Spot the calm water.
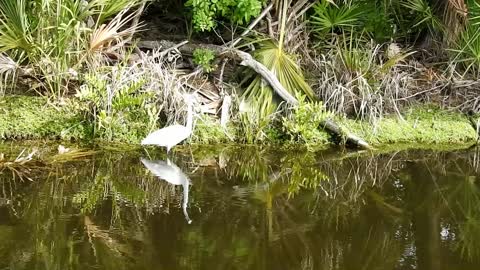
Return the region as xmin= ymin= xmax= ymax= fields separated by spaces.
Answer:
xmin=1 ymin=143 xmax=480 ymax=270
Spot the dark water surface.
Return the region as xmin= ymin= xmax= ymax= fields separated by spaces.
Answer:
xmin=1 ymin=143 xmax=480 ymax=270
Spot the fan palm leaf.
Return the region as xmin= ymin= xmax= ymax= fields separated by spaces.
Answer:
xmin=0 ymin=0 xmax=32 ymax=52
xmin=242 ymin=40 xmax=314 ymax=117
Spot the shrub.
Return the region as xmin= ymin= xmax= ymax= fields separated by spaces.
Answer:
xmin=185 ymin=0 xmax=263 ymax=31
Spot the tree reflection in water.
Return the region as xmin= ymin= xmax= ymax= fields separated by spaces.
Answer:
xmin=0 ymin=144 xmax=479 ymax=269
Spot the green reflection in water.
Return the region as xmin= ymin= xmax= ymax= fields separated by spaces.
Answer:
xmin=0 ymin=144 xmax=480 ymax=269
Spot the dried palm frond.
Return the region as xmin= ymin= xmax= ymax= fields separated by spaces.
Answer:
xmin=89 ymin=9 xmax=142 ymax=53
xmin=443 ymin=0 xmax=469 ymax=43
xmin=0 ymin=53 xmax=17 ymax=75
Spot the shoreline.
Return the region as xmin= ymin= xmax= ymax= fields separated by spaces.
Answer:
xmin=1 ymin=95 xmax=478 ymax=150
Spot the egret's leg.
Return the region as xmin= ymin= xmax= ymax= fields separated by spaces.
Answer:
xmin=143 ymin=148 xmax=153 ymax=159
xmin=189 ymin=145 xmax=195 ymax=163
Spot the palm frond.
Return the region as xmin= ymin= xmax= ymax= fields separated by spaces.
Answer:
xmin=0 ymin=0 xmax=32 ymax=52
xmin=89 ymin=0 xmax=145 ymax=23
xmin=310 ymin=0 xmax=364 ymax=35
xmin=89 ymin=9 xmax=141 ymax=52
xmin=242 ymin=40 xmax=314 ymax=117
xmin=401 ymin=0 xmax=443 ymax=32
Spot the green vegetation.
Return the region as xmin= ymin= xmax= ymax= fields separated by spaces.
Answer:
xmin=0 ymin=0 xmax=479 ymax=149
xmin=0 ymin=0 xmax=144 ymax=96
xmin=282 ymin=98 xmax=332 ymax=145
xmin=0 ymin=95 xmax=90 ymax=140
xmin=185 ymin=0 xmax=263 ymax=31
xmin=340 ymin=106 xmax=478 ymax=146
xmin=193 ymin=48 xmax=216 ymax=73
xmin=1 ymin=95 xmax=476 ymax=148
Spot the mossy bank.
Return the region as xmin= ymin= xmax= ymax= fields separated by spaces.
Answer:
xmin=0 ymin=95 xmax=478 ymax=149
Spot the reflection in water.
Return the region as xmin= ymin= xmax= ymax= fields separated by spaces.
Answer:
xmin=140 ymin=157 xmax=192 ymax=224
xmin=1 ymin=144 xmax=480 ymax=269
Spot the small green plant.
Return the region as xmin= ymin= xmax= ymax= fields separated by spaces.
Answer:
xmin=77 ymin=69 xmax=157 ymax=143
xmin=193 ymin=48 xmax=216 ymax=73
xmin=282 ymin=97 xmax=333 ymax=145
xmin=185 ymin=0 xmax=263 ymax=31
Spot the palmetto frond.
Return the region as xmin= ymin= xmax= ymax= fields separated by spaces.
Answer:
xmin=242 ymin=40 xmax=314 ymax=118
xmin=89 ymin=9 xmax=141 ymax=52
xmin=0 ymin=0 xmax=32 ymax=52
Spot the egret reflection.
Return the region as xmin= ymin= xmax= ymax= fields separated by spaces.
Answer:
xmin=141 ymin=158 xmax=192 ymax=224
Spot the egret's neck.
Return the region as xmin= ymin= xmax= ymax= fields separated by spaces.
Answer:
xmin=185 ymin=103 xmax=193 ymax=132
xmin=182 ymin=180 xmax=192 ymax=224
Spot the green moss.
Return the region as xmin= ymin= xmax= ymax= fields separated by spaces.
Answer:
xmin=339 ymin=105 xmax=478 ymax=146
xmin=0 ymin=96 xmax=477 ymax=148
xmin=191 ymin=115 xmax=236 ymax=144
xmin=0 ymin=95 xmax=92 ymax=140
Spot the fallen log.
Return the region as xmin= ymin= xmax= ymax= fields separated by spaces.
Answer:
xmin=320 ymin=119 xmax=370 ymax=149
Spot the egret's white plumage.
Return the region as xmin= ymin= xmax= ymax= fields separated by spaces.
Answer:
xmin=141 ymin=157 xmax=192 ymax=224
xmin=141 ymin=96 xmax=194 ymax=153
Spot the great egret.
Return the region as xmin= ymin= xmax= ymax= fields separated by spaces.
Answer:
xmin=141 ymin=95 xmax=194 ymax=153
xmin=140 ymin=157 xmax=192 ymax=224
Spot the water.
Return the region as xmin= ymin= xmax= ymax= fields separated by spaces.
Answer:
xmin=1 ymin=143 xmax=480 ymax=270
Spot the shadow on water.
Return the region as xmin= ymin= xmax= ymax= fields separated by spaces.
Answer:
xmin=1 ymin=144 xmax=480 ymax=269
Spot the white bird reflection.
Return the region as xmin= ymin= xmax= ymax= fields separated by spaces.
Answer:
xmin=140 ymin=158 xmax=192 ymax=224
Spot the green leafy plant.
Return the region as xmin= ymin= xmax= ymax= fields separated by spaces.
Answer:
xmin=310 ymin=0 xmax=364 ymax=36
xmin=77 ymin=68 xmax=156 ymax=143
xmin=191 ymin=114 xmax=235 ymax=143
xmin=185 ymin=0 xmax=263 ymax=31
xmin=401 ymin=0 xmax=443 ymax=35
xmin=193 ymin=48 xmax=216 ymax=73
xmin=282 ymin=97 xmax=332 ymax=145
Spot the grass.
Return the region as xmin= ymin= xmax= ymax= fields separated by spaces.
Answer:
xmin=340 ymin=105 xmax=478 ymax=146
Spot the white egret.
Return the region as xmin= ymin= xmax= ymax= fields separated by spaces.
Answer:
xmin=141 ymin=95 xmax=195 ymax=153
xmin=141 ymin=157 xmax=192 ymax=224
